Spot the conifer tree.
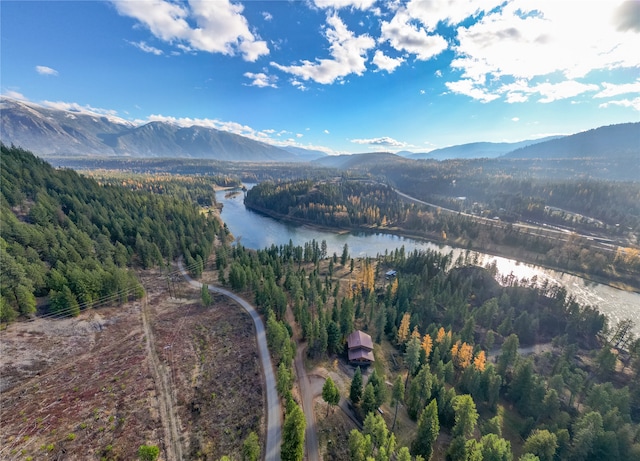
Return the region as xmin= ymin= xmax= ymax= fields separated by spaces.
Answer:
xmin=350 ymin=367 xmax=363 ymax=404
xmin=412 ymin=399 xmax=439 ymax=460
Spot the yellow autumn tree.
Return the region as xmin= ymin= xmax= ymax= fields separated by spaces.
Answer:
xmin=397 ymin=312 xmax=411 ymax=344
xmin=411 ymin=326 xmax=421 ymax=341
xmin=473 ymin=351 xmax=486 ymax=371
xmin=360 ymin=259 xmax=375 ymax=292
xmin=390 ymin=278 xmax=399 ymax=298
xmin=451 ymin=341 xmax=474 ymax=369
xmin=436 ymin=327 xmax=446 ymax=344
xmin=422 ymin=334 xmax=433 ymax=358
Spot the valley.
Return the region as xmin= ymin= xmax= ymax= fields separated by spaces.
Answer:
xmin=2 ymin=1 xmax=639 ymax=459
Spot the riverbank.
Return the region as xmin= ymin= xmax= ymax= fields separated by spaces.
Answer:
xmin=244 ymin=203 xmax=640 ymax=294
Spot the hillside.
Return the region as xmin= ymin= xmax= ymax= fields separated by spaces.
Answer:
xmin=504 ymin=122 xmax=640 ymax=159
xmin=0 ymin=144 xmax=220 ymax=322
xmin=0 ymin=97 xmax=320 ymax=162
xmin=409 ymin=136 xmax=563 ymax=160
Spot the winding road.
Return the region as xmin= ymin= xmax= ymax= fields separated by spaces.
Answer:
xmin=178 ymin=261 xmax=281 ymax=461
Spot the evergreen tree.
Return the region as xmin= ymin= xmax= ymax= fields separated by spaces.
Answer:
xmin=201 ymin=283 xmax=212 ymax=306
xmin=362 ymin=382 xmax=378 ymax=416
xmin=523 ymin=429 xmax=557 ymax=461
xmin=341 ymin=243 xmax=349 ymax=266
xmin=350 ymin=367 xmax=363 ymax=404
xmin=322 ymin=376 xmax=340 ymax=416
xmin=391 ymin=375 xmax=404 ymax=432
xmin=412 ymin=399 xmax=439 ymax=460
xmin=282 ymin=399 xmax=306 ymax=461
xmin=242 ymin=432 xmax=260 ymax=461
xmin=477 ymin=433 xmax=513 ymax=461
xmin=452 ymin=394 xmax=479 ymax=439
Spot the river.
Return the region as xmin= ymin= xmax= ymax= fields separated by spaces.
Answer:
xmin=217 ymin=188 xmax=640 ymax=334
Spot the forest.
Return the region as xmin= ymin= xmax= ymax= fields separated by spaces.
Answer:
xmin=207 ymin=234 xmax=640 ymax=460
xmin=244 ymin=179 xmax=640 ymax=290
xmin=3 ymin=145 xmax=640 ymax=460
xmin=0 ymin=144 xmax=223 ymax=322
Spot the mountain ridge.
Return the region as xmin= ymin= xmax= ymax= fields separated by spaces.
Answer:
xmin=0 ymin=97 xmax=320 ymax=162
xmin=404 ymin=136 xmax=565 ymax=160
xmin=503 ymin=122 xmax=640 ymax=159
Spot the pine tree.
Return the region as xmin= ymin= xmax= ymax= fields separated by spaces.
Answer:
xmin=322 ymin=377 xmax=340 ymax=416
xmin=412 ymin=399 xmax=439 ymax=460
xmin=362 ymin=383 xmax=377 ymax=416
xmin=282 ymin=400 xmax=306 ymax=461
xmin=350 ymin=367 xmax=363 ymax=404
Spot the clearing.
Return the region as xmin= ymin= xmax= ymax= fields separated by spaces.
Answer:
xmin=0 ymin=269 xmax=264 ymax=461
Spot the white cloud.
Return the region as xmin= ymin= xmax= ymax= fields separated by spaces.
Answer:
xmin=244 ymin=72 xmax=278 ymax=88
xmin=594 ymin=80 xmax=640 ymax=98
xmin=324 ymin=129 xmax=330 ymax=134
xmin=351 ymin=136 xmax=408 ymax=147
xmin=406 ymin=0 xmax=504 ymax=32
xmin=296 ymin=133 xmax=304 ymax=138
xmin=372 ymin=50 xmax=404 ymax=72
xmin=271 ymin=13 xmax=375 ymax=84
xmin=511 ymin=117 xmax=519 ymax=122
xmin=147 ymin=113 xmax=258 ymax=136
xmin=432 ymin=0 xmax=640 ymax=107
xmin=128 ymin=40 xmax=163 ymax=55
xmin=313 ymin=0 xmax=377 ymax=10
xmin=445 ymin=79 xmax=499 ymax=103
xmin=505 ymin=93 xmax=528 ymax=103
xmin=40 ymin=100 xmax=132 ymax=125
xmin=447 ymin=0 xmax=640 ymax=102
xmin=497 ymin=79 xmax=599 ymax=103
xmin=380 ymin=8 xmax=448 ymax=61
xmin=35 ymin=65 xmax=58 ymax=76
xmin=599 ymin=97 xmax=640 ymax=111
xmin=533 ymin=81 xmax=599 ymax=103
xmin=111 ymin=0 xmax=268 ymax=62
xmin=262 ymin=11 xmax=273 ymax=21
xmin=2 ymin=90 xmax=27 ymax=100
xmin=291 ymin=79 xmax=308 ymax=91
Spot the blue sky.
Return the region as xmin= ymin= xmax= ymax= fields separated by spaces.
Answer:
xmin=1 ymin=0 xmax=639 ymax=154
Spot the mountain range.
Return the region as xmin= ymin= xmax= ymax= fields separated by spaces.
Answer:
xmin=398 ymin=136 xmax=565 ymax=160
xmin=0 ymin=97 xmax=320 ymax=162
xmin=1 ymin=96 xmax=638 ymax=163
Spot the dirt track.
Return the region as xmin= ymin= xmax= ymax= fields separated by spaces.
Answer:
xmin=294 ymin=344 xmax=320 ymax=461
xmin=0 ymin=269 xmax=264 ymax=460
xmin=141 ymin=295 xmax=183 ymax=461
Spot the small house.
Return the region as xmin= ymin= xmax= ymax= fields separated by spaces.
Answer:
xmin=347 ymin=330 xmax=375 ymax=365
xmin=385 ymin=270 xmax=397 ymax=279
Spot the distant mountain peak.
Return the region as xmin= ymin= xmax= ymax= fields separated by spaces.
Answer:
xmin=502 ymin=122 xmax=640 ymax=159
xmin=0 ymin=96 xmax=325 ymax=162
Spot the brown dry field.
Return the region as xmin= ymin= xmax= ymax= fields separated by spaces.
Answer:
xmin=0 ymin=269 xmax=263 ymax=461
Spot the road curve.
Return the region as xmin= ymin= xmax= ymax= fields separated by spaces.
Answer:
xmin=178 ymin=261 xmax=281 ymax=461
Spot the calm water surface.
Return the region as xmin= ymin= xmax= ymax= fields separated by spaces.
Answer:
xmin=217 ymin=188 xmax=640 ymax=333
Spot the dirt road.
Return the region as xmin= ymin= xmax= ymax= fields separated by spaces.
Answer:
xmin=141 ymin=296 xmax=183 ymax=461
xmin=178 ymin=261 xmax=282 ymax=461
xmin=294 ymin=344 xmax=320 ymax=461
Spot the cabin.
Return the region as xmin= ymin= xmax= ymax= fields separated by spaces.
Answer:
xmin=385 ymin=270 xmax=397 ymax=279
xmin=347 ymin=330 xmax=375 ymax=365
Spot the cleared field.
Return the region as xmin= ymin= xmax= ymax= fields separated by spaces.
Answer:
xmin=0 ymin=270 xmax=263 ymax=461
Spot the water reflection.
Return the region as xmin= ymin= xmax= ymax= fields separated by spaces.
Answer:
xmin=217 ymin=188 xmax=640 ymax=334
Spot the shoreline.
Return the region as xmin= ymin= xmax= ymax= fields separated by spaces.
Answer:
xmin=244 ymin=203 xmax=640 ymax=294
